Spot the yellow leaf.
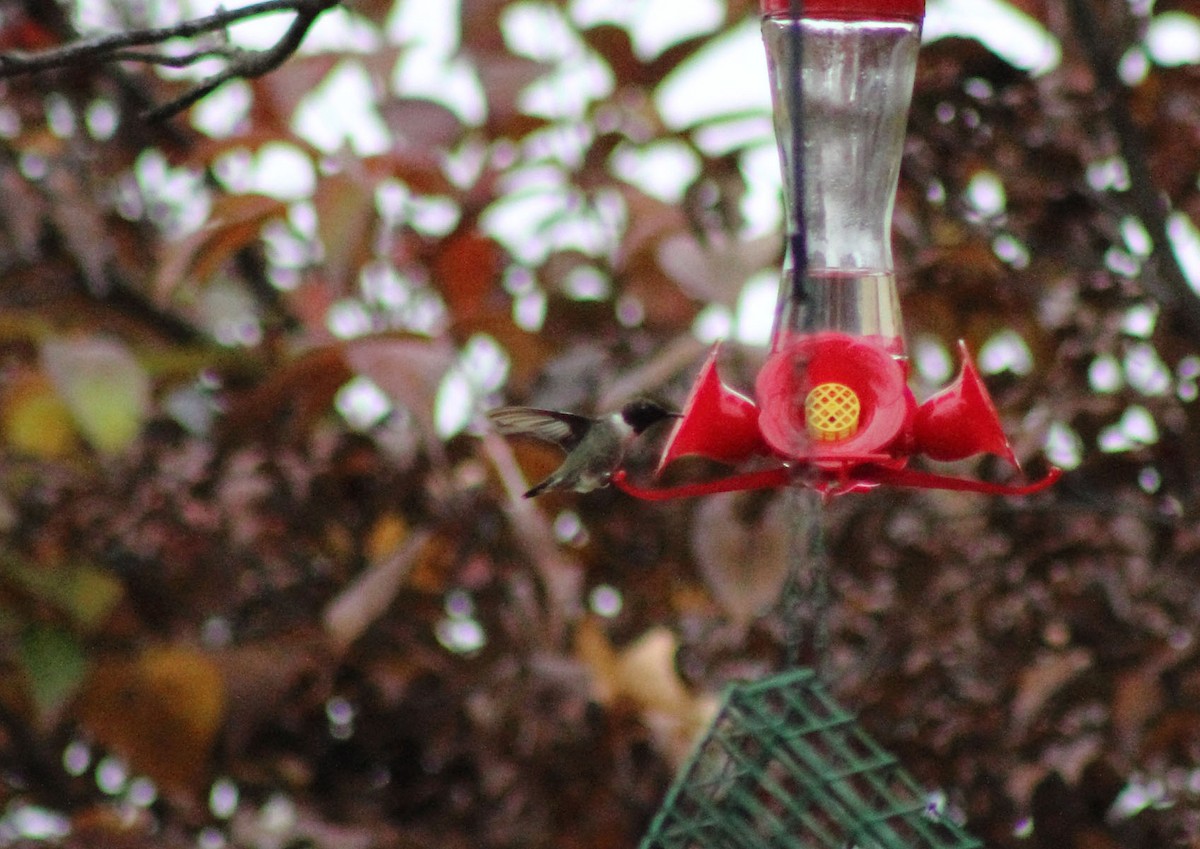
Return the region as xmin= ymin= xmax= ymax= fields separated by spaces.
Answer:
xmin=2 ymin=371 xmax=76 ymax=457
xmin=365 ymin=513 xmax=408 ymax=563
xmin=574 ymin=617 xmax=620 ymax=705
xmin=576 ymin=622 xmax=717 ymax=766
xmin=42 ymin=336 xmax=150 ymax=454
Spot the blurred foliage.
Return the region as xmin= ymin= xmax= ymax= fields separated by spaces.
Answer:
xmin=2 ymin=0 xmax=1200 ymax=847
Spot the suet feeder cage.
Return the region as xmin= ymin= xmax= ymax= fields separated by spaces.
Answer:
xmin=639 ymin=670 xmax=983 ymax=849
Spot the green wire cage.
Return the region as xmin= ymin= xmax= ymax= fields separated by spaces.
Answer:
xmin=639 ymin=669 xmax=983 ymax=849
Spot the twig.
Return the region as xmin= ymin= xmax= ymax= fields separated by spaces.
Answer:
xmin=105 ymin=46 xmax=245 ymax=69
xmin=479 ymin=429 xmax=584 ymax=643
xmin=0 ymin=0 xmax=342 ymax=123
xmin=1064 ymin=0 xmax=1200 ymax=339
xmin=597 ymin=333 xmax=710 ymax=412
xmin=323 ymin=527 xmax=433 ymax=654
xmin=0 ymin=1 xmax=300 ymax=74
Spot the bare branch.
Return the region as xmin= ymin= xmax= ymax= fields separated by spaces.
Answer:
xmin=105 ymin=47 xmax=245 ymax=70
xmin=1064 ymin=0 xmax=1200 ymax=340
xmin=146 ymin=0 xmax=334 ymax=122
xmin=0 ymin=0 xmax=342 ymax=123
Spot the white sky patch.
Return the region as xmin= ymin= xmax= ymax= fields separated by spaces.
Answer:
xmin=174 ymin=0 xmax=377 ymax=55
xmin=1106 ymin=246 xmax=1142 ymax=277
xmin=134 ymin=148 xmax=211 ymax=237
xmin=386 ymin=0 xmax=458 ymax=51
xmin=924 ymin=0 xmax=1061 ymax=76
xmin=570 ymin=0 xmax=724 ymax=59
xmin=435 ymin=368 xmax=474 ymax=439
xmin=519 ymin=59 xmax=613 ymax=120
xmin=501 ymin=4 xmax=612 ymax=120
xmin=327 ymin=299 xmax=373 ymax=339
xmin=335 ymin=375 xmax=393 ymax=430
xmin=693 ymin=115 xmax=776 ymax=157
xmin=1122 ymin=303 xmax=1159 ymax=338
xmin=1120 ymin=47 xmax=1152 ymax=86
xmin=435 ymin=335 xmax=511 ymax=439
xmin=85 ymin=98 xmax=116 ymax=140
xmin=293 ymin=62 xmax=391 ymax=156
xmin=693 ymin=303 xmax=733 ymax=344
xmin=294 ymin=7 xmax=381 ymax=54
xmin=1098 ymin=405 xmax=1159 ymax=452
xmin=482 ymin=189 xmax=568 ymax=264
xmin=503 ymin=2 xmax=578 ymax=61
xmin=914 ymin=335 xmax=954 ymax=385
xmin=589 ymin=584 xmax=623 ymax=617
xmin=482 ymin=174 xmax=622 ymax=265
xmin=1044 ymin=421 xmax=1083 ymax=470
xmin=2 ymin=805 xmax=71 ymax=842
xmin=1089 ymin=354 xmax=1123 ymax=393
xmin=740 ymin=142 xmax=785 ymax=238
xmin=562 ymin=266 xmax=611 ymax=301
xmin=1125 ymin=343 xmax=1172 ymax=396
xmin=1146 ymin=13 xmax=1200 ymax=66
xmin=979 ymin=329 xmax=1033 ymax=376
xmin=191 ymin=80 xmax=252 ymax=137
xmin=391 ymin=49 xmax=486 ymax=126
xmin=993 ymin=233 xmax=1030 ymax=268
xmin=1166 ymin=211 xmax=1200 ymax=295
xmin=609 ymin=140 xmax=700 ymax=202
xmin=655 ymin=18 xmax=771 ymax=131
xmin=407 ymin=195 xmax=461 ymax=237
xmin=249 ymin=142 xmax=316 ymax=201
xmin=1087 ymin=157 xmax=1131 ymax=192
xmin=205 ymin=4 xmax=300 ymax=52
xmin=965 ymin=170 xmax=1006 ymax=217
xmin=1121 ymin=216 xmax=1153 ymax=257
xmin=735 ymin=271 xmax=778 ymax=346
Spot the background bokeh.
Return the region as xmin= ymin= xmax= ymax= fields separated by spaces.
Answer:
xmin=3 ymin=1 xmax=1200 ymax=847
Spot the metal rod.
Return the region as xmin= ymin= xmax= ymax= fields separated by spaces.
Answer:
xmin=787 ymin=0 xmax=809 ymax=305
xmin=780 ymin=0 xmax=826 ymax=676
xmin=782 ymin=487 xmax=829 ymax=675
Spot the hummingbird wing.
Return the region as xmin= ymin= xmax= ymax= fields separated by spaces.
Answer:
xmin=486 ymin=407 xmax=594 ymax=451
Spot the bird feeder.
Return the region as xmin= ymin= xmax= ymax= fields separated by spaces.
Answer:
xmin=639 ymin=669 xmax=983 ymax=849
xmin=616 ymin=0 xmax=1060 ymax=499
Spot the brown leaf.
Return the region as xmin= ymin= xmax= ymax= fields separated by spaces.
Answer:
xmin=691 ymin=490 xmax=792 ymax=626
xmin=216 ymin=636 xmax=325 ymax=759
xmin=1011 ymin=648 xmax=1092 ymax=731
xmin=380 ymin=97 xmax=464 ymax=151
xmin=312 ymin=173 xmax=378 ymax=295
xmin=432 ymin=227 xmax=504 ymax=321
xmin=218 ymin=346 xmax=353 ymax=445
xmin=75 ymin=646 xmax=225 ymax=797
xmin=155 ymin=194 xmax=288 ymax=302
xmin=342 ymin=334 xmax=455 ymax=448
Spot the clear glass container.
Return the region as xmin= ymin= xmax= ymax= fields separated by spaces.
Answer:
xmin=762 ymin=16 xmax=921 ymax=355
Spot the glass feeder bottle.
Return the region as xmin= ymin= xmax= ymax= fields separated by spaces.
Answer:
xmin=762 ymin=2 xmax=922 ymax=357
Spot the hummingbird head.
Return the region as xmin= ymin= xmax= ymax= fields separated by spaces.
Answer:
xmin=619 ymin=399 xmax=681 ymax=434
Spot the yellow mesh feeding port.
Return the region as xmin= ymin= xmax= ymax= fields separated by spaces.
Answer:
xmin=805 ymin=382 xmax=860 ymax=441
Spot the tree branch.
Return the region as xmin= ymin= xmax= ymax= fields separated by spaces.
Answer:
xmin=1065 ymin=0 xmax=1200 ymax=339
xmin=0 ymin=0 xmax=341 ymax=123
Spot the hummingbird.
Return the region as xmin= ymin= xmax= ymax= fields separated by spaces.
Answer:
xmin=487 ymin=399 xmax=681 ymax=497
